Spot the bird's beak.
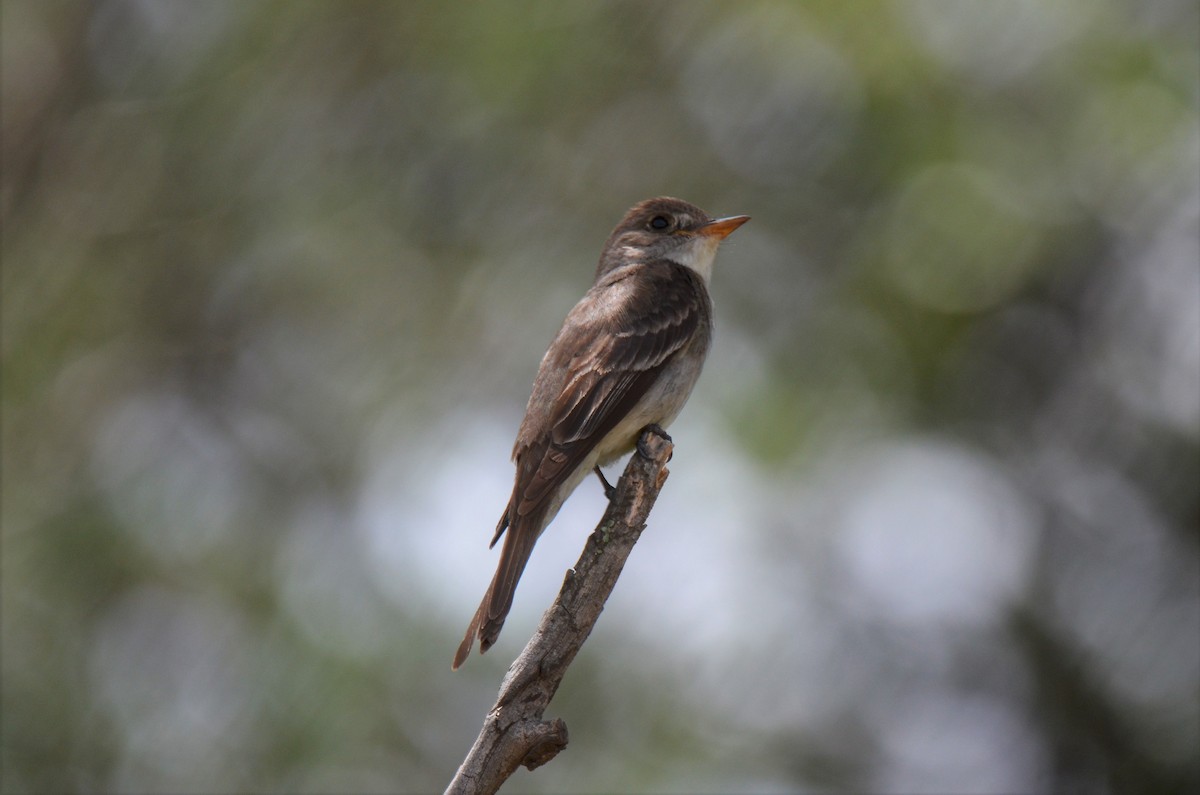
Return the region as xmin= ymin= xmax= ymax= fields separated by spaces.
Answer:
xmin=695 ymin=215 xmax=750 ymax=240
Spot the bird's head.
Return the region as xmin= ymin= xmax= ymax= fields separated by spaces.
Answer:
xmin=596 ymin=197 xmax=749 ymax=282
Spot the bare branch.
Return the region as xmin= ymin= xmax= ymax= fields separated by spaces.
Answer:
xmin=445 ymin=428 xmax=674 ymax=795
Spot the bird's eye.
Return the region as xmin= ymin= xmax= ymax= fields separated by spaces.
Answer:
xmin=649 ymin=215 xmax=670 ymax=230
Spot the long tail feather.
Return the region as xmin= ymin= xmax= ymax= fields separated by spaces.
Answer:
xmin=451 ymin=500 xmax=541 ymax=668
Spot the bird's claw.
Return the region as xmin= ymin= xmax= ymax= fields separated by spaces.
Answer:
xmin=637 ymin=424 xmax=674 ymax=461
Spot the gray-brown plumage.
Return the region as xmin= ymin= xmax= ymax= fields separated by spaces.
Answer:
xmin=452 ymin=197 xmax=748 ymax=669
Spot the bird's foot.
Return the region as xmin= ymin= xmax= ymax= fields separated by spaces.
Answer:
xmin=593 ymin=466 xmax=617 ymax=501
xmin=637 ymin=424 xmax=674 ymax=461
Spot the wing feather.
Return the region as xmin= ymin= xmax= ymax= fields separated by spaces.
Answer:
xmin=508 ymin=261 xmax=709 ymax=523
xmin=469 ymin=260 xmax=712 ymax=663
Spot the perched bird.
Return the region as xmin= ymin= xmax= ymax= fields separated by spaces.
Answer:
xmin=452 ymin=197 xmax=748 ymax=669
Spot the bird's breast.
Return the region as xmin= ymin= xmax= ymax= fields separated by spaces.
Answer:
xmin=592 ymin=340 xmax=709 ymax=467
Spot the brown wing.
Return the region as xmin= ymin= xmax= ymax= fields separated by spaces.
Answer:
xmin=455 ymin=261 xmax=710 ymax=664
xmin=511 ymin=260 xmax=709 ymax=525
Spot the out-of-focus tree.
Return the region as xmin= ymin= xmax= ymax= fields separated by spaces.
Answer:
xmin=2 ymin=2 xmax=1196 ymax=793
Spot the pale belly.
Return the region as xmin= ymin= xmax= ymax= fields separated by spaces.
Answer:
xmin=536 ymin=351 xmax=703 ymax=535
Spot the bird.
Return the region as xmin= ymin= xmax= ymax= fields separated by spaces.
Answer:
xmin=452 ymin=197 xmax=748 ymax=669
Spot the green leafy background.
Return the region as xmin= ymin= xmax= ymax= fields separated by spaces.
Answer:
xmin=3 ymin=2 xmax=1198 ymax=792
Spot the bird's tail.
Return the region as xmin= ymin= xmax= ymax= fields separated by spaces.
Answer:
xmin=452 ymin=501 xmax=539 ymax=669
xmin=452 ymin=596 xmax=486 ymax=671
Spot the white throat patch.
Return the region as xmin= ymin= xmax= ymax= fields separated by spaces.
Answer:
xmin=666 ymin=235 xmax=720 ymax=283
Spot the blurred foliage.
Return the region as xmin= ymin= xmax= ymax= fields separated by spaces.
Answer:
xmin=2 ymin=1 xmax=1198 ymax=793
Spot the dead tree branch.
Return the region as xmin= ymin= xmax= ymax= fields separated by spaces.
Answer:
xmin=445 ymin=428 xmax=674 ymax=795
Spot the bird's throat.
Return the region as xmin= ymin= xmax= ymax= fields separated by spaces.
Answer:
xmin=665 ymin=236 xmax=720 ymax=283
